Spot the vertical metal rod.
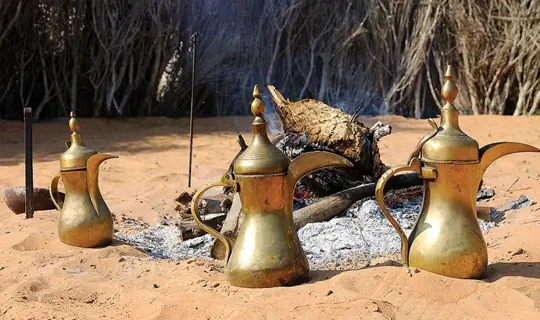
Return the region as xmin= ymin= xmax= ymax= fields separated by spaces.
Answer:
xmin=24 ymin=108 xmax=34 ymax=219
xmin=188 ymin=32 xmax=198 ymax=188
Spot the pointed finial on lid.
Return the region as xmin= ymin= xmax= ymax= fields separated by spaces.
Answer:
xmin=234 ymin=84 xmax=291 ymax=175
xmin=60 ymin=111 xmax=98 ymax=170
xmin=441 ymin=65 xmax=458 ymax=107
xmin=69 ymin=111 xmax=80 ymax=133
xmin=251 ymin=85 xmax=265 ymax=117
xmin=421 ymin=64 xmax=480 ymax=163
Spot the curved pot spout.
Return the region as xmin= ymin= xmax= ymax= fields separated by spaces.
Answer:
xmin=287 ymin=151 xmax=353 ymax=189
xmin=476 ymin=142 xmax=539 ymax=186
xmin=87 ymin=153 xmax=118 ymax=214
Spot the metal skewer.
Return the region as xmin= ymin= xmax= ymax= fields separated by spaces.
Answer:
xmin=188 ymin=32 xmax=198 ymax=188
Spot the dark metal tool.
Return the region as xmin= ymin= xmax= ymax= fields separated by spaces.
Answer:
xmin=24 ymin=108 xmax=34 ymax=219
xmin=188 ymin=32 xmax=199 ymax=188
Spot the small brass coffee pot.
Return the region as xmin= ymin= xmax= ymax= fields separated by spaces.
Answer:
xmin=49 ymin=112 xmax=118 ymax=248
xmin=191 ymin=85 xmax=353 ymax=288
xmin=375 ymin=65 xmax=539 ymax=279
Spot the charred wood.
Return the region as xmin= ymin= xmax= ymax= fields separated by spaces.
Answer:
xmin=2 ymin=186 xmax=64 ymax=214
xmin=268 ymin=85 xmax=392 ymax=196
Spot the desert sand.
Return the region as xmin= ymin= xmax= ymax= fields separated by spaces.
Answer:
xmin=1 ymin=115 xmax=539 ymax=320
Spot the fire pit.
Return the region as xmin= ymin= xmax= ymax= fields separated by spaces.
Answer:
xmin=114 ymin=88 xmax=535 ymax=271
xmin=113 ymin=187 xmax=526 ymax=270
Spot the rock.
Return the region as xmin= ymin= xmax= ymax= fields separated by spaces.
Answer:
xmin=118 ymin=257 xmax=126 ymax=263
xmin=477 ymin=188 xmax=495 ymax=201
xmin=175 ymin=191 xmax=194 ymax=205
xmin=498 ymin=195 xmax=536 ymax=212
xmin=511 ymin=248 xmax=526 ymax=256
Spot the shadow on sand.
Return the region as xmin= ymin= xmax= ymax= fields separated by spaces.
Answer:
xmin=486 ymin=262 xmax=540 ymax=281
xmin=308 ymin=260 xmax=540 ymax=284
xmin=307 ymin=260 xmax=402 ymax=284
xmin=0 ymin=116 xmax=253 ymax=167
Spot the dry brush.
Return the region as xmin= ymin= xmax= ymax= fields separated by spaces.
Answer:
xmin=0 ymin=0 xmax=538 ymax=119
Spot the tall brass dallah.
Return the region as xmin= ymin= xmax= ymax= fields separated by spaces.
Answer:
xmin=375 ymin=65 xmax=540 ymax=279
xmin=191 ymin=85 xmax=353 ymax=288
xmin=49 ymin=112 xmax=118 ymax=248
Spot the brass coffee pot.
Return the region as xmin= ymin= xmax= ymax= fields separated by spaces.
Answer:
xmin=49 ymin=112 xmax=118 ymax=248
xmin=191 ymin=85 xmax=353 ymax=288
xmin=375 ymin=65 xmax=539 ymax=279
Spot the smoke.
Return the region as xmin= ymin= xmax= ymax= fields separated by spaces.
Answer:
xmin=330 ymin=89 xmax=386 ymax=116
xmin=261 ymin=94 xmax=284 ymax=136
xmin=176 ymin=0 xmax=393 ymax=118
xmin=230 ymin=91 xmax=284 ymax=136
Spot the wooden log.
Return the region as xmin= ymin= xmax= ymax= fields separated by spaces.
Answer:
xmin=369 ymin=121 xmax=393 ymax=142
xmin=476 ymin=206 xmax=493 ymax=222
xmin=179 ymin=214 xmax=226 ymax=240
xmin=293 ymin=172 xmax=422 ymax=229
xmin=175 ymin=195 xmax=232 ymax=217
xmin=268 ymin=85 xmax=392 ymax=196
xmin=210 ymin=193 xmax=242 ymax=260
xmin=198 ymin=198 xmax=232 ymax=215
xmin=218 ymin=193 xmax=242 ymax=235
xmin=175 ymin=191 xmax=233 ymax=239
xmin=267 ymin=85 xmax=388 ymax=177
xmin=2 ymin=187 xmax=64 ymax=215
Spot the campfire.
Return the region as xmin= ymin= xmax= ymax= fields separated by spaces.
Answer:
xmin=112 ymin=86 xmax=534 ymax=270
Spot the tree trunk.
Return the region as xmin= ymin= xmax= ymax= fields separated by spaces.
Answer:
xmin=527 ymin=89 xmax=540 ymax=115
xmin=513 ymin=81 xmax=531 ymax=116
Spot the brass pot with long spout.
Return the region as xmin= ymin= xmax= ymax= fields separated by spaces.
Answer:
xmin=49 ymin=112 xmax=118 ymax=248
xmin=191 ymin=85 xmax=353 ymax=288
xmin=375 ymin=65 xmax=539 ymax=279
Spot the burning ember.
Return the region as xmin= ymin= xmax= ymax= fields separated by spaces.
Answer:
xmin=293 ymin=184 xmax=311 ymax=200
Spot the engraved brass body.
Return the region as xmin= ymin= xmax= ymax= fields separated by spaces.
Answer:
xmin=375 ymin=65 xmax=540 ymax=279
xmin=49 ymin=113 xmax=118 ymax=248
xmin=191 ymin=85 xmax=353 ymax=288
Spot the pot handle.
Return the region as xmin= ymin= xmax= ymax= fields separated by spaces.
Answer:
xmin=49 ymin=173 xmax=64 ymax=211
xmin=375 ymin=157 xmax=423 ymax=266
xmin=191 ymin=178 xmax=236 ymax=264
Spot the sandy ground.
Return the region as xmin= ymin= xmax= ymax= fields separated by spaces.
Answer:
xmin=0 ymin=114 xmax=540 ymax=320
